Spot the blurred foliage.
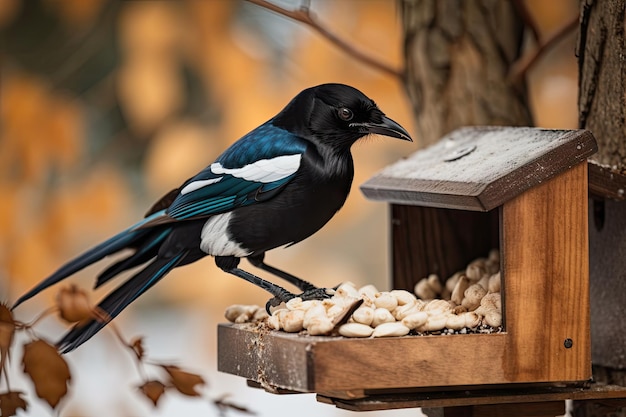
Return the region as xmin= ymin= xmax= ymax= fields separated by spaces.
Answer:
xmin=0 ymin=0 xmax=416 ymax=309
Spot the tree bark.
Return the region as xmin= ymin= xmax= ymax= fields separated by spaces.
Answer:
xmin=578 ymin=0 xmax=626 ymax=170
xmin=401 ymin=0 xmax=532 ymax=146
xmin=578 ymin=2 xmax=626 ymax=411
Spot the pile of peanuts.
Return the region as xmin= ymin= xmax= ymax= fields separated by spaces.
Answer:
xmin=225 ymin=250 xmax=502 ymax=338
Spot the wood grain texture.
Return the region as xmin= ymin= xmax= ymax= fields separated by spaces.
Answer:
xmin=361 ymin=127 xmax=597 ymax=211
xmin=391 ymin=205 xmax=499 ymax=290
xmin=219 ymin=324 xmax=511 ymax=394
xmin=578 ymin=0 xmax=626 ymax=173
xmin=319 ymin=384 xmax=626 ymax=412
xmin=588 ymin=162 xmax=626 ymax=201
xmin=502 ymin=162 xmax=591 ymax=382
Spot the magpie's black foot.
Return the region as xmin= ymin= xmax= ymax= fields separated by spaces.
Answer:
xmin=299 ymin=287 xmax=334 ymax=301
xmin=265 ymin=287 xmax=335 ymax=314
xmin=265 ymin=295 xmax=287 ymax=313
xmin=265 ymin=289 xmax=297 ymax=314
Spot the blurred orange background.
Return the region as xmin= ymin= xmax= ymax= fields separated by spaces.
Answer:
xmin=0 ymin=0 xmax=578 ymax=416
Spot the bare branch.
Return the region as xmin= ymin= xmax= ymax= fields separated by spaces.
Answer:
xmin=245 ymin=0 xmax=403 ymax=79
xmin=513 ymin=0 xmax=541 ymax=42
xmin=16 ymin=307 xmax=58 ymax=330
xmin=509 ymin=14 xmax=579 ymax=83
xmin=105 ymin=318 xmax=148 ymax=381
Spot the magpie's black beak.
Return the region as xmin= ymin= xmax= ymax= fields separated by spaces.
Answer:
xmin=359 ymin=116 xmax=413 ymax=142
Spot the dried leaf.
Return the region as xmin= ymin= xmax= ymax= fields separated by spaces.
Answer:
xmin=138 ymin=380 xmax=166 ymax=407
xmin=22 ymin=339 xmax=71 ymax=409
xmin=56 ymin=285 xmax=92 ymax=323
xmin=0 ymin=304 xmax=15 ymax=371
xmin=162 ymin=365 xmax=205 ymax=397
xmin=130 ymin=337 xmax=144 ymax=361
xmin=0 ymin=391 xmax=28 ymax=416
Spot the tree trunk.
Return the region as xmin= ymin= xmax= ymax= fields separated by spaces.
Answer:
xmin=578 ymin=0 xmax=626 ymax=170
xmin=578 ymin=3 xmax=626 ymax=414
xmin=401 ymin=0 xmax=532 ymax=146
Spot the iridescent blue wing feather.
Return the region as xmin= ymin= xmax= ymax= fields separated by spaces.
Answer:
xmin=165 ymin=123 xmax=308 ymax=220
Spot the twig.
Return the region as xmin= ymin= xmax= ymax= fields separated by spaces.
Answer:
xmin=509 ymin=14 xmax=579 ymax=83
xmin=17 ymin=306 xmax=58 ymax=329
xmin=105 ymin=318 xmax=148 ymax=381
xmin=213 ymin=394 xmax=256 ymax=416
xmin=513 ymin=0 xmax=541 ymax=42
xmin=2 ymin=358 xmax=10 ymax=391
xmin=245 ymin=0 xmax=403 ymax=79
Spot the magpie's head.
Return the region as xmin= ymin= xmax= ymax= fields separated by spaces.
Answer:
xmin=273 ymin=83 xmax=412 ymax=150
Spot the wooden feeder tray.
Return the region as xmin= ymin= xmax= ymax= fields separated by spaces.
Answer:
xmin=218 ymin=126 xmax=598 ymax=402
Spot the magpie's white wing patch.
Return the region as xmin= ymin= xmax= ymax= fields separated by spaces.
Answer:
xmin=211 ymin=154 xmax=301 ymax=182
xmin=180 ymin=177 xmax=223 ymax=195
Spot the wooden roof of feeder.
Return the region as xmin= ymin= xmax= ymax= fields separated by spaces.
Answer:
xmin=361 ymin=126 xmax=598 ymax=211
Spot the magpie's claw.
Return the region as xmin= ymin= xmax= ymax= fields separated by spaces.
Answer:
xmin=265 ymin=296 xmax=287 ymax=314
xmin=264 ymin=287 xmax=334 ymax=314
xmin=299 ymin=287 xmax=334 ymax=301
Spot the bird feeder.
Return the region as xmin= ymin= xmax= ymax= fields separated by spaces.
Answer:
xmin=217 ymin=126 xmax=597 ymax=401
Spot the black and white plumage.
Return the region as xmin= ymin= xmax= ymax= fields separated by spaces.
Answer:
xmin=12 ymin=83 xmax=412 ymax=352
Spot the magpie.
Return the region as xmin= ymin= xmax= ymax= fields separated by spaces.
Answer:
xmin=12 ymin=83 xmax=412 ymax=352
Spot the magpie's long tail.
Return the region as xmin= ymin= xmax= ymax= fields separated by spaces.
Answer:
xmin=57 ymin=251 xmax=188 ymax=353
xmin=12 ymin=210 xmax=169 ymax=309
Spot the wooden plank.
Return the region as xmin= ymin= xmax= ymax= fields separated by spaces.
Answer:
xmin=220 ymin=321 xmax=586 ymax=395
xmin=588 ymin=161 xmax=626 ymax=200
xmin=219 ymin=324 xmax=511 ymax=393
xmin=310 ymin=333 xmax=509 ymax=392
xmin=501 ymin=162 xmax=591 ymax=382
xmin=361 ymin=127 xmax=597 ymax=211
xmin=391 ymin=205 xmax=499 ymax=290
xmin=317 ymin=384 xmax=626 ymax=411
xmin=217 ymin=323 xmax=314 ymax=392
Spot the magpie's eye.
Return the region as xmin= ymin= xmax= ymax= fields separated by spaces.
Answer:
xmin=337 ymin=107 xmax=353 ymax=121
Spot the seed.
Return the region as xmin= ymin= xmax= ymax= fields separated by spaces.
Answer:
xmin=371 ymin=308 xmax=395 ymax=327
xmin=335 ymin=282 xmax=360 ymax=299
xmin=451 ymin=276 xmax=470 ymax=305
xmin=427 ymin=274 xmax=443 ymax=294
xmin=352 ymin=306 xmax=375 ymax=326
xmin=280 ymin=309 xmax=305 ymax=333
xmin=483 ymin=310 xmax=502 ymax=327
xmin=372 ymin=322 xmax=410 ymax=338
xmin=358 ymin=284 xmax=379 ymax=300
xmin=307 ymin=317 xmax=335 ymax=335
xmin=488 ymin=272 xmax=501 ymax=293
xmin=390 ymin=289 xmax=417 ymax=306
xmin=402 ymin=311 xmax=428 ymax=329
xmin=393 ymin=302 xmax=419 ymax=321
xmin=418 ymin=314 xmax=449 ymax=332
xmin=339 ymin=323 xmax=374 ymax=338
xmin=374 ymin=292 xmax=398 ymax=311
xmin=424 ymin=299 xmax=452 ymax=316
xmin=415 ymin=278 xmax=436 ymax=300
xmin=445 ymin=314 xmax=466 ymax=330
xmin=462 ymin=284 xmax=487 ymax=311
